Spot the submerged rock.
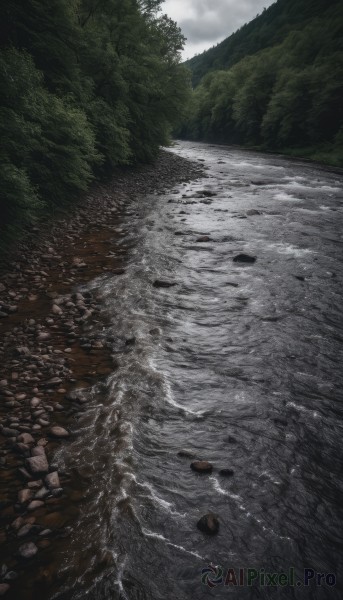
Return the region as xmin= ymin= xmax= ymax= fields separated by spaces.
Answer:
xmin=196 ymin=236 xmax=211 ymax=242
xmin=233 ymin=254 xmax=256 ymax=263
xmin=153 ymin=280 xmax=177 ymax=288
xmin=219 ymin=468 xmax=234 ymax=477
xmin=178 ymin=449 xmax=197 ymax=459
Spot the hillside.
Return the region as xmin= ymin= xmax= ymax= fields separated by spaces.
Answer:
xmin=185 ymin=0 xmax=341 ymax=87
xmin=179 ymin=0 xmax=343 ymax=166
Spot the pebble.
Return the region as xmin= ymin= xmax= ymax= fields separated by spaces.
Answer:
xmin=30 ymin=398 xmax=41 ymax=408
xmin=46 ymin=377 xmax=62 ymax=386
xmin=26 ymin=455 xmax=49 ymax=475
xmin=18 ymin=542 xmax=38 ymax=559
xmin=45 ymin=471 xmax=60 ymax=490
xmin=52 ymin=305 xmax=63 ymax=316
xmin=17 ymin=433 xmax=34 ymax=445
xmin=27 ymin=500 xmax=45 ymax=511
xmin=11 ymin=517 xmax=24 ymax=530
xmin=18 ymin=489 xmax=33 ymax=504
xmin=17 ymin=524 xmax=34 ymax=538
xmin=49 ymin=426 xmax=69 ymax=438
xmin=153 ymin=280 xmax=177 ymax=288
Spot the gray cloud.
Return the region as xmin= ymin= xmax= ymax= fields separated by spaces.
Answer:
xmin=162 ymin=0 xmax=276 ymax=59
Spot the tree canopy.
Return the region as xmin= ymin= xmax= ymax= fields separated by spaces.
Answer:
xmin=0 ymin=0 xmax=190 ymax=238
xmin=178 ymin=0 xmax=343 ymax=167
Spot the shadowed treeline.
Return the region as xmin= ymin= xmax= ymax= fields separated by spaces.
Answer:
xmin=178 ymin=0 xmax=343 ymax=166
xmin=0 ymin=0 xmax=190 ymax=241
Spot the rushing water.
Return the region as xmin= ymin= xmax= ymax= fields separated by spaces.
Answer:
xmin=54 ymin=142 xmax=343 ymax=599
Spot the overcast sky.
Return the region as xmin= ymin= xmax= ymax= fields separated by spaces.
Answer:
xmin=162 ymin=0 xmax=276 ymax=60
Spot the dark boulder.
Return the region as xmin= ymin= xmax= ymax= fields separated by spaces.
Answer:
xmin=219 ymin=469 xmax=234 ymax=477
xmin=197 ymin=513 xmax=219 ymax=535
xmin=233 ymin=254 xmax=256 ymax=263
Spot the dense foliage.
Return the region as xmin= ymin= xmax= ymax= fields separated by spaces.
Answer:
xmin=0 ymin=0 xmax=189 ymax=237
xmin=179 ymin=0 xmax=343 ymax=166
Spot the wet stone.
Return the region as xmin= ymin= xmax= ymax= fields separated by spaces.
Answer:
xmin=197 ymin=513 xmax=220 ymax=535
xmin=18 ymin=489 xmax=33 ymax=504
xmin=27 ymin=500 xmax=45 ymax=511
xmin=219 ymin=468 xmax=234 ymax=477
xmin=26 ymin=455 xmax=49 ymax=475
xmin=17 ymin=433 xmax=34 ymax=445
xmin=196 ymin=236 xmax=211 ymax=242
xmin=153 ymin=280 xmax=177 ymax=288
xmin=45 ymin=471 xmax=60 ymax=490
xmin=18 ymin=542 xmax=38 ymax=559
xmin=31 ymin=447 xmax=46 ymax=459
xmin=191 ymin=460 xmax=213 ymax=474
xmin=233 ymin=254 xmax=256 ymax=263
xmin=49 ymin=426 xmax=69 ymax=438
xmin=34 ymin=487 xmax=50 ymax=500
xmin=17 ymin=524 xmax=34 ymax=538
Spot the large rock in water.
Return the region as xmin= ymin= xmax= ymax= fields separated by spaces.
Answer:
xmin=191 ymin=461 xmax=213 ymax=474
xmin=197 ymin=513 xmax=220 ymax=535
xmin=233 ymin=254 xmax=256 ymax=263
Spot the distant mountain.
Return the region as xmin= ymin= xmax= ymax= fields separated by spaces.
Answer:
xmin=185 ymin=0 xmax=340 ymax=87
xmin=178 ymin=0 xmax=343 ymax=166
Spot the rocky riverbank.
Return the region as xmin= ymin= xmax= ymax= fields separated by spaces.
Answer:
xmin=0 ymin=149 xmax=204 ymax=598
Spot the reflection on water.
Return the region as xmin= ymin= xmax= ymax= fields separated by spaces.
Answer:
xmin=54 ymin=142 xmax=343 ymax=599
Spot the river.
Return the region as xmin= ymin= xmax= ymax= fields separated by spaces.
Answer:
xmin=53 ymin=141 xmax=343 ymax=599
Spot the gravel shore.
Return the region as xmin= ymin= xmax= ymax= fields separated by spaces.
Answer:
xmin=0 ymin=149 xmax=203 ymax=598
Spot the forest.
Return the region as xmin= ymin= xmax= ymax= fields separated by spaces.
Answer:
xmin=0 ymin=0 xmax=189 ymax=242
xmin=179 ymin=0 xmax=343 ymax=166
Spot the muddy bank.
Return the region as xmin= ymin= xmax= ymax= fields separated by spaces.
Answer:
xmin=0 ymin=149 xmax=203 ymax=598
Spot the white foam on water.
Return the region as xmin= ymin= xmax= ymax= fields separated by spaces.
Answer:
xmin=142 ymin=529 xmax=205 ymax=560
xmin=166 ymin=541 xmax=205 ymax=561
xmin=126 ymin=473 xmax=187 ymax=518
xmin=142 ymin=528 xmax=169 ymax=542
xmin=286 ymin=401 xmax=320 ymax=419
xmin=274 ymin=192 xmax=302 ymax=203
xmin=210 ymin=477 xmax=242 ymax=501
xmin=147 ymin=356 xmax=205 ymax=416
xmin=114 ymin=557 xmax=130 ymax=600
xmin=266 ymin=242 xmax=312 ymax=257
xmin=210 ymin=477 xmax=291 ymax=542
xmin=259 ymin=470 xmax=282 ymax=486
